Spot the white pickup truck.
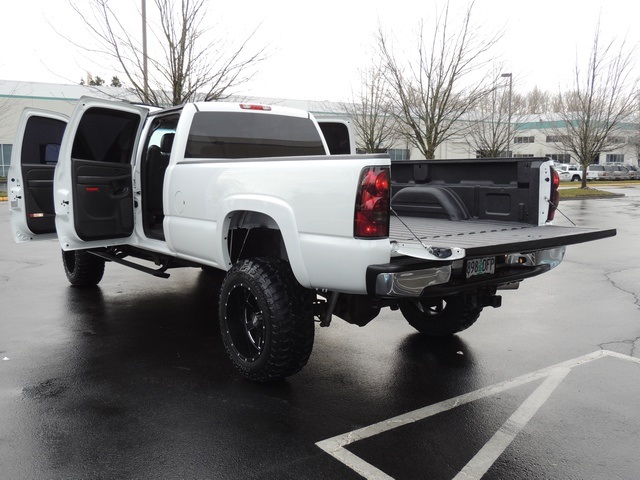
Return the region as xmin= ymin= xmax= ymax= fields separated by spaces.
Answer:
xmin=8 ymin=97 xmax=616 ymax=382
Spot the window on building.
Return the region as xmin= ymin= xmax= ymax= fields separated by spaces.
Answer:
xmin=475 ymin=150 xmax=510 ymax=158
xmin=513 ymin=136 xmax=535 ymax=144
xmin=606 ymin=154 xmax=624 ymax=163
xmin=1 ymin=144 xmax=12 ymax=177
xmin=546 ymin=153 xmax=571 ymax=163
xmin=388 ymin=148 xmax=410 ymax=161
xmin=546 ymin=135 xmax=569 ymax=143
xmin=513 ymin=153 xmax=534 ymax=158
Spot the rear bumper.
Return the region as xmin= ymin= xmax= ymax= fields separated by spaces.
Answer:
xmin=367 ymin=247 xmax=565 ymax=298
xmin=370 ymin=261 xmax=452 ymax=297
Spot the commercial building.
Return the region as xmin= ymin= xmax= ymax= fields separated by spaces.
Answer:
xmin=1 ymin=80 xmax=637 ymax=177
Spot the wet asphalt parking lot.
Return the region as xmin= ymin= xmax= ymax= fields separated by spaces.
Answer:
xmin=1 ymin=185 xmax=639 ymax=480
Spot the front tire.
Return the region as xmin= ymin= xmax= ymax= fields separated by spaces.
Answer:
xmin=399 ymin=294 xmax=482 ymax=336
xmin=219 ymin=258 xmax=314 ymax=382
xmin=61 ymin=250 xmax=105 ymax=287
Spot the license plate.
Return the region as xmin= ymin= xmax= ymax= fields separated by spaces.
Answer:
xmin=466 ymin=257 xmax=495 ymax=278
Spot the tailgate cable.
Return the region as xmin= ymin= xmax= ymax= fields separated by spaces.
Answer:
xmin=390 ymin=208 xmax=453 ymax=259
xmin=545 ymin=197 xmax=577 ymax=226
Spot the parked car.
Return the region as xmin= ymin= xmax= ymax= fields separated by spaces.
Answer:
xmin=587 ymin=164 xmax=607 ymax=181
xmin=623 ymin=165 xmax=637 ymax=180
xmin=604 ymin=165 xmax=618 ymax=180
xmin=611 ymin=165 xmax=631 ymax=180
xmin=558 ymin=170 xmax=572 ymax=182
xmin=555 ymin=163 xmax=583 ymax=182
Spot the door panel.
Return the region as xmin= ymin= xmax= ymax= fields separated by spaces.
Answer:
xmin=72 ymin=160 xmax=134 ymax=240
xmin=23 ymin=165 xmax=57 ymax=233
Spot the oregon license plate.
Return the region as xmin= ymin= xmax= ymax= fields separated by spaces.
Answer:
xmin=466 ymin=257 xmax=495 ymax=278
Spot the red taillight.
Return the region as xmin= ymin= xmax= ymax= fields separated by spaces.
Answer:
xmin=354 ymin=167 xmax=390 ymax=238
xmin=548 ymin=167 xmax=560 ymax=222
xmin=552 ymin=168 xmax=560 ymax=189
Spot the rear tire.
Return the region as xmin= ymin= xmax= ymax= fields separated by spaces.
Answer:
xmin=399 ymin=294 xmax=482 ymax=336
xmin=219 ymin=258 xmax=314 ymax=382
xmin=61 ymin=250 xmax=106 ymax=287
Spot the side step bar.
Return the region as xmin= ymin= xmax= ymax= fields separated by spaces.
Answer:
xmin=89 ymin=250 xmax=171 ymax=278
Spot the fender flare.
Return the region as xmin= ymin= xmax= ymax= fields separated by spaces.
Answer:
xmin=219 ymin=194 xmax=311 ymax=288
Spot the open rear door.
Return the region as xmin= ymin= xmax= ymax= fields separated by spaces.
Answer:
xmin=54 ymin=97 xmax=149 ymax=250
xmin=8 ymin=109 xmax=68 ymax=243
xmin=316 ymin=118 xmax=355 ymax=154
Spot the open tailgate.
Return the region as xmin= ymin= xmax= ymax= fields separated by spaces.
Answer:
xmin=390 ymin=216 xmax=617 ymax=260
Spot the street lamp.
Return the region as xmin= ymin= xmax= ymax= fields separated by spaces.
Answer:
xmin=501 ymin=73 xmax=513 ymax=158
xmin=142 ymin=0 xmax=149 ymax=103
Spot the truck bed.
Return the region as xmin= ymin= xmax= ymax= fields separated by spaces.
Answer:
xmin=390 ymin=216 xmax=616 ymax=257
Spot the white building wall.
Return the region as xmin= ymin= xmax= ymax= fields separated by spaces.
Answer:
xmin=1 ymin=80 xmax=638 ymax=169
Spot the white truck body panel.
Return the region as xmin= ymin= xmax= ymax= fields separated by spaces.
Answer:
xmin=164 ymin=155 xmax=390 ymax=292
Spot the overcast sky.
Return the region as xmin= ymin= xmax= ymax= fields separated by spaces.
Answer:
xmin=1 ymin=0 xmax=638 ymax=101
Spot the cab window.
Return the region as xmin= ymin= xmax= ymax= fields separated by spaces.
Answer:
xmin=185 ymin=111 xmax=325 ymax=159
xmin=71 ymin=107 xmax=140 ymax=163
xmin=21 ymin=116 xmax=66 ymax=165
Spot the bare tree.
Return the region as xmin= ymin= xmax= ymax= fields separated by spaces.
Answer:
xmin=464 ymin=71 xmax=512 ymax=157
xmin=0 ymin=83 xmax=19 ymax=139
xmin=375 ymin=1 xmax=502 ymax=159
xmin=630 ymin=93 xmax=640 ymax=164
xmin=521 ymin=87 xmax=552 ymax=115
xmin=0 ymin=83 xmax=21 ymax=178
xmin=552 ymin=25 xmax=638 ymax=188
xmin=342 ymin=64 xmax=396 ymax=153
xmin=68 ymin=0 xmax=267 ymax=106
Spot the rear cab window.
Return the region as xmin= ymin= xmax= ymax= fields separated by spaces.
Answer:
xmin=185 ymin=111 xmax=326 ymax=159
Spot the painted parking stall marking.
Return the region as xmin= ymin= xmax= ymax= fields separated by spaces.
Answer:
xmin=316 ymin=350 xmax=640 ymax=480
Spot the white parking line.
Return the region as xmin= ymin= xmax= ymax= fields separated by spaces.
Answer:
xmin=454 ymin=367 xmax=570 ymax=480
xmin=316 ymin=350 xmax=638 ymax=480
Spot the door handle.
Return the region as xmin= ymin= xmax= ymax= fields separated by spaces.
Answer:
xmin=111 ymin=187 xmax=130 ymax=199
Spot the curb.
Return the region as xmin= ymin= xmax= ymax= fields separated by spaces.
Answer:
xmin=561 ymin=193 xmax=625 ymax=200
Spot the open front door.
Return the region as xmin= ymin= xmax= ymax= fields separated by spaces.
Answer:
xmin=54 ymin=97 xmax=149 ymax=250
xmin=8 ymin=109 xmax=68 ymax=243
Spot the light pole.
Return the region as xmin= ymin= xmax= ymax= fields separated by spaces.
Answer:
xmin=501 ymin=73 xmax=513 ymax=158
xmin=142 ymin=0 xmax=149 ymax=104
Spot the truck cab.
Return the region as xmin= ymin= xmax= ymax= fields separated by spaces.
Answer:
xmin=9 ymin=97 xmax=351 ymax=251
